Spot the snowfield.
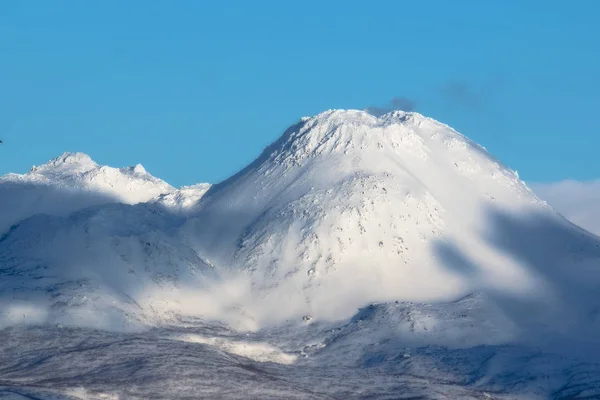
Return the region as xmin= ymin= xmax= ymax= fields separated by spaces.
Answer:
xmin=1 ymin=110 xmax=600 ymax=399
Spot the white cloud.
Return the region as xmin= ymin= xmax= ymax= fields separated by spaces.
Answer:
xmin=530 ymin=180 xmax=600 ymax=236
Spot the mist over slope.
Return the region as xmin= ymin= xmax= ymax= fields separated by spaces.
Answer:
xmin=1 ymin=110 xmax=600 ymax=398
xmin=532 ymin=179 xmax=600 ymax=236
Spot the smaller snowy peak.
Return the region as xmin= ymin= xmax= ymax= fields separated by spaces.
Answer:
xmin=131 ymin=164 xmax=147 ymax=175
xmin=0 ymin=152 xmax=178 ymax=234
xmin=46 ymin=152 xmax=96 ymax=166
xmin=30 ymin=152 xmax=98 ymax=175
xmin=18 ymin=152 xmax=176 ymax=202
xmin=119 ymin=163 xmax=150 ymax=177
xmin=29 ymin=153 xmax=157 ymax=184
xmin=29 ymin=152 xmax=149 ymax=176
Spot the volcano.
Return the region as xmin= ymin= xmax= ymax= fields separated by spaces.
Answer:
xmin=1 ymin=110 xmax=600 ymax=399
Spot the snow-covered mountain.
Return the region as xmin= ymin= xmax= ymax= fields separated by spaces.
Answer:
xmin=0 ymin=153 xmax=215 ymax=330
xmin=1 ymin=110 xmax=600 ymax=399
xmin=187 ymin=110 xmax=600 ymax=333
xmin=0 ymin=152 xmax=175 ymax=234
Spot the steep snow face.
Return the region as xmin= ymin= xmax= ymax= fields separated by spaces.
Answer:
xmin=187 ymin=110 xmax=600 ymax=329
xmin=0 ymin=152 xmax=175 ymax=234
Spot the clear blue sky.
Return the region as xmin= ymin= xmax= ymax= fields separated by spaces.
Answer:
xmin=1 ymin=1 xmax=599 ymax=186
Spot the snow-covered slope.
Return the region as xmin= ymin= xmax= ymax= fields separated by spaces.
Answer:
xmin=0 ymin=152 xmax=175 ymax=234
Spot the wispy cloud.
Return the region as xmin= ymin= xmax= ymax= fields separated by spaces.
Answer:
xmin=438 ymin=75 xmax=507 ymax=112
xmin=440 ymin=82 xmax=481 ymax=109
xmin=530 ymin=180 xmax=600 ymax=236
xmin=389 ymin=96 xmax=416 ymax=111
xmin=365 ymin=96 xmax=416 ymax=116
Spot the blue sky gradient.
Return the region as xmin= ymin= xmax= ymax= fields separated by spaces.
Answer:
xmin=1 ymin=1 xmax=599 ymax=186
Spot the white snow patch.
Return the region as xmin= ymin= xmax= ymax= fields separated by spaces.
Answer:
xmin=174 ymin=334 xmax=298 ymax=365
xmin=64 ymin=387 xmax=120 ymax=400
